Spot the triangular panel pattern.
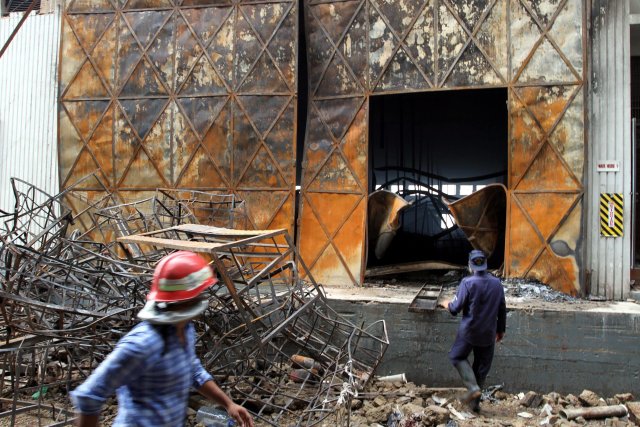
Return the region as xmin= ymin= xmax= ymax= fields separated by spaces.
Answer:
xmin=548 ymin=0 xmax=583 ymax=76
xmin=116 ymin=18 xmax=144 ymax=90
xmin=314 ymin=97 xmax=364 ymax=141
xmin=340 ymin=104 xmax=367 ymax=186
xmin=238 ymin=190 xmax=289 ymax=229
xmin=235 ymin=12 xmax=263 ymax=90
xmin=447 ymin=0 xmax=492 ymax=31
xmin=549 ymin=89 xmax=584 ymax=180
xmin=121 ymin=148 xmax=167 ymax=188
xmin=310 ymin=0 xmax=360 ymax=45
xmin=517 ymin=37 xmax=576 ymax=84
xmin=91 ymin=21 xmax=118 ymax=91
xmin=316 ymin=54 xmax=362 ymax=96
xmin=338 ymin=5 xmax=369 ymax=90
xmin=113 ymin=106 xmax=140 ymax=184
xmin=86 ymin=107 xmax=115 ymax=186
xmin=237 ymin=146 xmax=287 ymax=188
xmin=174 ymin=14 xmax=204 ymax=91
xmin=177 ymin=147 xmax=226 ymax=188
xmin=515 ymin=192 xmax=578 ymax=240
xmin=180 ymin=55 xmax=227 ymax=95
xmin=509 ymin=0 xmax=542 ymax=82
xmin=509 ymin=92 xmax=545 ymax=184
xmin=298 ymin=201 xmax=330 ymax=267
xmin=437 ymin=2 xmax=468 ymax=86
xmin=332 ymin=196 xmax=366 ymax=281
xmin=63 ymin=100 xmax=111 ymax=142
xmin=313 ymin=243 xmax=356 ymax=286
xmin=373 ymin=0 xmax=426 ymax=37
xmin=202 ymin=102 xmax=232 ymax=183
xmin=265 ymin=102 xmax=295 ymax=184
xmin=59 ymin=110 xmax=85 ymax=182
xmin=476 ymin=0 xmax=507 ymax=81
xmin=368 ymin=5 xmax=397 ymax=86
xmin=147 ymin=16 xmax=175 ymax=91
xmin=529 ymin=247 xmax=578 ymax=295
xmin=67 ymin=13 xmax=114 ymax=53
xmin=526 ymin=0 xmax=562 ymax=28
xmin=120 ymin=98 xmax=168 ymax=141
xmin=60 ymin=19 xmax=87 ymax=92
xmin=508 ymin=196 xmax=544 ymax=276
xmin=124 ymin=10 xmax=171 ymax=49
xmin=513 ymin=85 xmax=575 ymax=133
xmin=182 ymin=7 xmax=230 ymax=48
xmin=404 ymin=2 xmax=435 ymax=85
xmin=64 ymin=149 xmax=102 ymax=188
xmin=64 ymin=60 xmax=109 ymax=99
xmin=178 ymin=96 xmax=227 ymax=139
xmin=517 ymin=143 xmax=580 ymax=192
xmin=241 ymin=3 xmax=287 ymax=44
xmin=307 ymin=192 xmax=361 ymax=237
xmin=207 ymin=15 xmax=235 ymax=87
xmin=268 ymin=8 xmax=297 ymax=88
xmin=307 ymin=152 xmax=360 ymax=192
xmin=237 ymin=95 xmax=290 ymax=138
xmin=143 ymin=102 xmax=174 ymax=183
xmin=444 ymin=42 xmax=501 ymax=87
xmin=375 ymin=46 xmax=429 ymax=92
xmin=239 ymin=52 xmax=289 ymax=93
xmin=302 ymin=109 xmax=334 ymax=185
xmin=121 ymin=58 xmax=168 ymax=96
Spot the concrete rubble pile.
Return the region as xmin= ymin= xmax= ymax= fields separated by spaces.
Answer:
xmin=0 ymin=176 xmax=389 ymax=426
xmin=350 ymin=381 xmax=640 ymax=427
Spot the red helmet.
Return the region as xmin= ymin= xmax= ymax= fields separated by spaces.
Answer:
xmin=148 ymin=251 xmax=218 ymax=302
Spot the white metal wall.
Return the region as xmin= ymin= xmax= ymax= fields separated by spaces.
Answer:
xmin=0 ymin=9 xmax=61 ymax=212
xmin=587 ymin=0 xmax=632 ymax=299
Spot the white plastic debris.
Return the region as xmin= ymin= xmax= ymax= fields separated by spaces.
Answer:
xmin=432 ymin=395 xmax=447 ymax=406
xmin=517 ymin=411 xmax=534 ymax=418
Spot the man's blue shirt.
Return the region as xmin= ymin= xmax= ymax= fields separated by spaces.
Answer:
xmin=447 ymin=272 xmax=506 ymax=346
xmin=71 ymin=321 xmax=213 ymax=427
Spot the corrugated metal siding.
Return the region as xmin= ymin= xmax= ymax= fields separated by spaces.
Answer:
xmin=0 ymin=9 xmax=61 ymax=212
xmin=588 ymin=0 xmax=631 ymax=299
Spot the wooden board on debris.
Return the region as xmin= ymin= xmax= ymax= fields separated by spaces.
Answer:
xmin=408 ymin=284 xmax=443 ymax=312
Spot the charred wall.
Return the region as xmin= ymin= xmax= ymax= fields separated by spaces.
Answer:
xmin=299 ymin=0 xmax=586 ymax=293
xmin=57 ymin=0 xmax=298 ymax=234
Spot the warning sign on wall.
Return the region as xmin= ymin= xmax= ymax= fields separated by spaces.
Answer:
xmin=600 ymin=193 xmax=623 ymax=237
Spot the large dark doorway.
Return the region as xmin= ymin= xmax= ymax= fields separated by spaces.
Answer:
xmin=367 ymin=88 xmax=508 ymax=271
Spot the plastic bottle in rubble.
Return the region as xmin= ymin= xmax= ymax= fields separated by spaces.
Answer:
xmin=195 ymin=406 xmax=236 ymax=427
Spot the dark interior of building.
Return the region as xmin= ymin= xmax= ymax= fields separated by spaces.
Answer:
xmin=367 ymin=88 xmax=508 ymax=270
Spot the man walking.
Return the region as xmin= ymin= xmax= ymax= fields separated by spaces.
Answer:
xmin=439 ymin=249 xmax=506 ymax=412
xmin=71 ymin=251 xmax=254 ymax=427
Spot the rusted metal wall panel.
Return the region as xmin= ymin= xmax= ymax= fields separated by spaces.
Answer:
xmin=300 ymin=0 xmax=586 ymax=290
xmin=58 ymin=0 xmax=297 ymax=233
xmin=587 ymin=0 xmax=631 ymax=299
xmin=0 ymin=10 xmax=61 ymax=211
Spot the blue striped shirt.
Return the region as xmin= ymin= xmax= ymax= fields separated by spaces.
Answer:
xmin=71 ymin=321 xmax=213 ymax=427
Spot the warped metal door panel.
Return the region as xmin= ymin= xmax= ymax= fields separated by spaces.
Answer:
xmin=59 ymin=0 xmax=297 ymax=234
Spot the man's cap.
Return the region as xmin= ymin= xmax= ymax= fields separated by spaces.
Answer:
xmin=468 ymin=249 xmax=487 ymax=272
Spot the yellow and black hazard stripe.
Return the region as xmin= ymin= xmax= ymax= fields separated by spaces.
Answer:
xmin=600 ymin=193 xmax=623 ymax=237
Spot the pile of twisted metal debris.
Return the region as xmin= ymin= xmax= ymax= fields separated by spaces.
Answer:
xmin=0 ymin=175 xmax=389 ymax=426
